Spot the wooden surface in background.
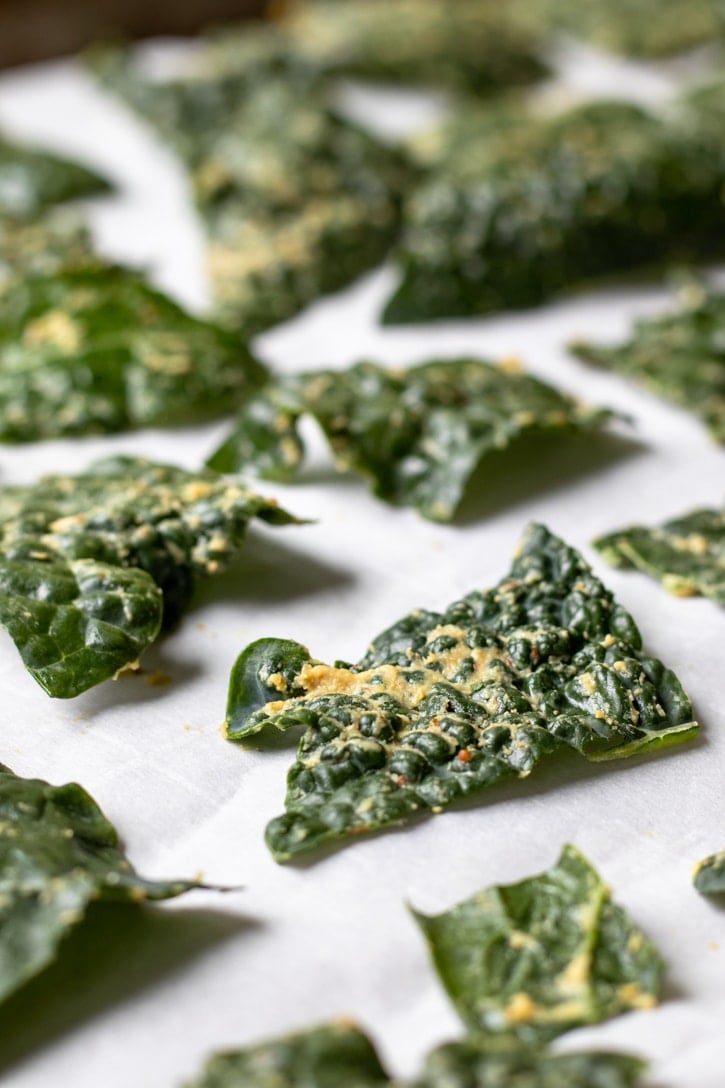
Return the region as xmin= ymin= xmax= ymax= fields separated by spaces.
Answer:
xmin=0 ymin=0 xmax=266 ymax=67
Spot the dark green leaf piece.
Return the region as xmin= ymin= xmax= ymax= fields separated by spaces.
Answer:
xmin=186 ymin=1019 xmax=646 ymax=1088
xmin=89 ymin=34 xmax=322 ymax=166
xmin=694 ymin=851 xmax=725 ymax=894
xmin=0 ymin=760 xmax=201 ymax=1005
xmin=0 ymin=212 xmax=94 ymax=286
xmin=207 ymin=358 xmax=617 ymax=521
xmin=571 ymin=279 xmax=725 ymax=443
xmin=0 ymin=135 xmax=110 ymax=219
xmin=594 ymin=507 xmax=725 ymax=605
xmin=413 ymin=1035 xmax=646 ymax=1088
xmin=92 ymin=50 xmax=409 ymax=333
xmin=279 ymin=0 xmax=549 ymax=94
xmin=0 ymin=455 xmax=296 ymax=697
xmin=185 ymin=1021 xmax=393 ymax=1088
xmin=226 ymin=524 xmax=697 ymax=862
xmin=523 ymin=0 xmax=725 ymax=59
xmin=0 ymin=263 xmax=266 ymax=440
xmin=197 ymin=89 xmax=409 ymax=332
xmin=384 ymin=98 xmax=725 ymax=323
xmin=413 ymin=845 xmax=664 ymax=1042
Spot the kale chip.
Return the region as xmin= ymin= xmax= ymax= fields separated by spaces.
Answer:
xmin=207 ymin=358 xmax=617 ymax=521
xmin=414 ymin=844 xmax=663 ymax=1041
xmin=0 ymin=263 xmax=266 ymax=440
xmin=594 ymin=506 xmax=725 ymax=605
xmin=225 ymin=525 xmax=697 ymax=861
xmin=0 ymin=456 xmax=296 ymax=697
xmin=0 ymin=761 xmax=204 ymax=1006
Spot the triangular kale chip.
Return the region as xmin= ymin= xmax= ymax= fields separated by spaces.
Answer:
xmin=206 ymin=358 xmax=617 ymax=522
xmin=0 ymin=456 xmax=297 ymax=697
xmin=383 ymin=97 xmax=725 ymax=323
xmin=594 ymin=507 xmax=725 ymax=605
xmin=185 ymin=1021 xmax=393 ymax=1088
xmin=93 ymin=49 xmax=409 ymax=334
xmin=0 ymin=134 xmax=110 ymax=219
xmin=225 ymin=524 xmax=697 ymax=861
xmin=413 ymin=845 xmax=664 ymax=1042
xmin=185 ymin=1019 xmax=646 ymax=1088
xmin=694 ymin=851 xmax=725 ymax=895
xmin=278 ymin=0 xmax=549 ymax=93
xmin=0 ymin=263 xmax=266 ymax=440
xmin=571 ymin=278 xmax=725 ymax=444
xmin=0 ymin=761 xmax=204 ymax=1006
xmin=412 ymin=1035 xmax=646 ymax=1088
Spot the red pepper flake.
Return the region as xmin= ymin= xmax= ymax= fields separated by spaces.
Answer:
xmin=394 ymin=774 xmax=408 ymax=786
xmin=457 ymin=749 xmax=472 ymax=763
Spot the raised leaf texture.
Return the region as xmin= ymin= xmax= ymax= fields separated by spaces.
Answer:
xmin=279 ymin=0 xmax=548 ymax=93
xmin=93 ymin=52 xmax=408 ymax=334
xmin=207 ymin=358 xmax=616 ymax=521
xmin=0 ymin=456 xmax=295 ymax=697
xmin=0 ymin=264 xmax=266 ymax=441
xmin=0 ymin=761 xmax=200 ymax=1005
xmin=594 ymin=506 xmax=725 ymax=605
xmin=225 ymin=525 xmax=697 ymax=861
xmin=413 ymin=845 xmax=664 ymax=1041
xmin=384 ymin=98 xmax=725 ymax=323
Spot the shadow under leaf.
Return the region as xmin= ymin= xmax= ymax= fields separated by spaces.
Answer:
xmin=190 ymin=532 xmax=355 ymax=611
xmin=455 ymin=429 xmax=644 ymax=526
xmin=0 ymin=901 xmax=256 ymax=1073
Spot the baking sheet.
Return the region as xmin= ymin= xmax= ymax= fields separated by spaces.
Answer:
xmin=0 ymin=40 xmax=723 ymax=1088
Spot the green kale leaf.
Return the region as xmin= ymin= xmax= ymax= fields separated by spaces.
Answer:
xmin=0 ymin=456 xmax=296 ymax=698
xmin=0 ymin=212 xmax=94 ymax=286
xmin=412 ymin=1035 xmax=645 ymax=1088
xmin=225 ymin=524 xmax=697 ymax=862
xmin=694 ymin=851 xmax=725 ymax=895
xmin=207 ymin=358 xmax=617 ymax=521
xmin=279 ymin=0 xmax=548 ymax=94
xmin=384 ymin=98 xmax=725 ymax=323
xmin=185 ymin=1021 xmax=393 ymax=1088
xmin=0 ymin=263 xmax=266 ymax=440
xmin=522 ymin=0 xmax=725 ymax=59
xmin=0 ymin=135 xmax=110 ymax=219
xmin=196 ymin=85 xmax=409 ymax=332
xmin=594 ymin=507 xmax=725 ymax=605
xmin=571 ymin=278 xmax=725 ymax=443
xmin=185 ymin=1020 xmax=646 ymax=1088
xmin=413 ymin=844 xmax=663 ymax=1042
xmin=93 ymin=50 xmax=409 ymax=333
xmin=0 ymin=760 xmax=203 ymax=1005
